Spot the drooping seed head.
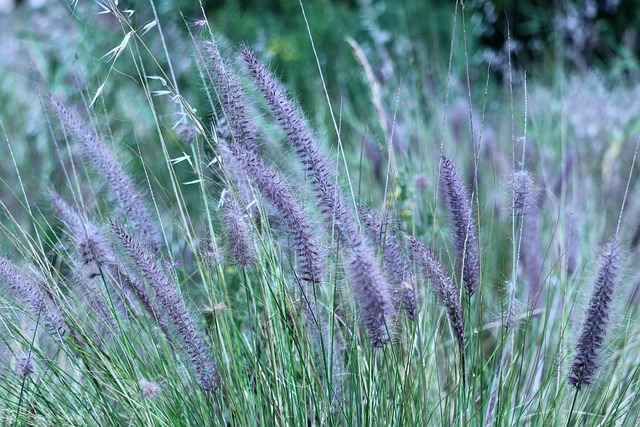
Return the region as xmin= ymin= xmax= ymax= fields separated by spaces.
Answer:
xmin=409 ymin=236 xmax=465 ymax=351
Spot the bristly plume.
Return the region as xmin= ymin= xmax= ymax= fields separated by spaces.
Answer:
xmin=503 ymin=280 xmax=519 ymax=329
xmin=206 ymin=42 xmax=259 ymax=153
xmin=361 ymin=207 xmax=417 ymax=320
xmin=242 ymin=46 xmax=396 ymax=344
xmin=409 ymin=236 xmax=465 ymax=355
xmin=69 ymin=256 xmax=121 ymax=336
xmin=48 ymin=188 xmax=169 ymax=337
xmin=48 ymin=97 xmax=161 ymax=252
xmin=139 ymin=378 xmax=161 ymax=398
xmin=520 ymin=191 xmax=544 ymax=308
xmin=111 ymin=222 xmax=218 ymax=392
xmin=512 ymin=170 xmax=533 ymax=217
xmin=220 ymin=191 xmax=255 ymax=268
xmin=0 ymin=257 xmax=69 ymax=339
xmin=568 ymin=238 xmax=621 ymax=390
xmin=16 ymin=353 xmax=35 ymax=378
xmin=241 ymin=45 xmax=347 ymax=230
xmin=439 ymin=155 xmax=480 ymax=295
xmin=222 ymin=142 xmax=324 ymax=285
xmin=344 ymin=235 xmax=395 ymax=347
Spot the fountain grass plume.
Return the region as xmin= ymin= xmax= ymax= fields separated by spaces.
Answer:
xmin=439 ymin=155 xmax=480 ymax=295
xmin=0 ymin=256 xmax=69 ymax=339
xmin=206 ymin=42 xmax=259 ymax=153
xmin=568 ymin=238 xmax=621 ymax=390
xmin=209 ymin=44 xmax=323 ymax=284
xmin=409 ymin=236 xmax=465 ymax=355
xmin=344 ymin=234 xmax=395 ymax=347
xmin=241 ymin=45 xmax=395 ymax=343
xmin=241 ymin=45 xmax=346 ymax=227
xmin=68 ymin=256 xmax=121 ymax=336
xmin=220 ymin=191 xmax=255 ymax=268
xmin=512 ymin=170 xmax=533 ymax=217
xmin=111 ymin=222 xmax=218 ymax=392
xmin=48 ymin=97 xmax=162 ymax=252
xmin=361 ymin=207 xmax=416 ymax=320
xmin=224 ymin=143 xmax=324 ymax=284
xmin=48 ymin=188 xmax=170 ymax=338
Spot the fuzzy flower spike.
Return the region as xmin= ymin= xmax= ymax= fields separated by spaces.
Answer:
xmin=568 ymin=238 xmax=621 ymax=390
xmin=439 ymin=155 xmax=480 ymax=296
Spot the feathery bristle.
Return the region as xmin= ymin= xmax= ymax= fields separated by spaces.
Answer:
xmin=0 ymin=257 xmax=69 ymax=339
xmin=568 ymin=238 xmax=621 ymax=390
xmin=48 ymin=97 xmax=161 ymax=252
xmin=361 ymin=207 xmax=417 ymax=320
xmin=409 ymin=236 xmax=465 ymax=351
xmin=111 ymin=222 xmax=218 ymax=392
xmin=439 ymin=155 xmax=480 ymax=295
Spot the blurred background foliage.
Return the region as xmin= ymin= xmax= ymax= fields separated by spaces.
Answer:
xmin=1 ymin=0 xmax=639 ymax=243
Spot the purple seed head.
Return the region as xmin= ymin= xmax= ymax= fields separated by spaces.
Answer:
xmin=206 ymin=42 xmax=259 ymax=152
xmin=0 ymin=256 xmax=69 ymax=339
xmin=568 ymin=238 xmax=621 ymax=390
xmin=512 ymin=170 xmax=533 ymax=217
xmin=344 ymin=234 xmax=395 ymax=347
xmin=242 ymin=46 xmax=398 ymax=346
xmin=241 ymin=45 xmax=347 ymax=231
xmin=361 ymin=207 xmax=417 ymax=320
xmin=220 ymin=192 xmax=255 ymax=268
xmin=48 ymin=97 xmax=161 ymax=252
xmin=139 ymin=378 xmax=161 ymax=398
xmin=409 ymin=236 xmax=465 ymax=351
xmin=16 ymin=353 xmax=35 ymax=378
xmin=111 ymin=222 xmax=218 ymax=392
xmin=439 ymin=155 xmax=480 ymax=295
xmin=223 ymin=142 xmax=324 ymax=284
